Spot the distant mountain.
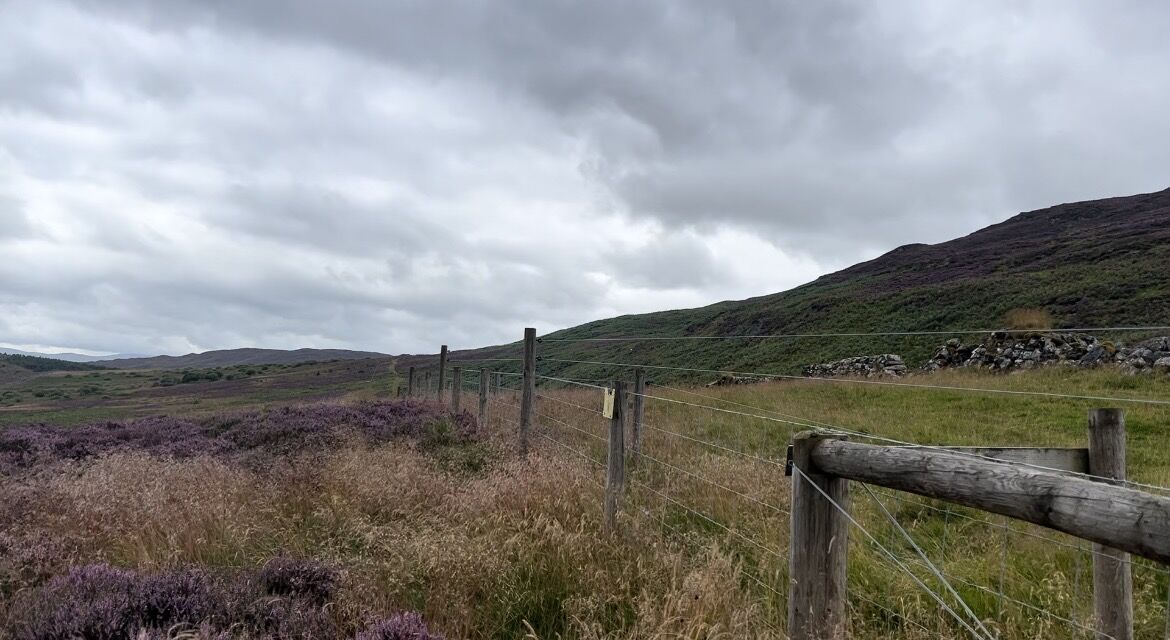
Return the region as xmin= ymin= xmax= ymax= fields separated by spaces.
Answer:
xmin=95 ymin=348 xmax=391 ymax=370
xmin=0 ymin=348 xmax=143 ymax=363
xmin=0 ymin=353 xmax=108 ymax=373
xmin=400 ymin=187 xmax=1170 ymax=382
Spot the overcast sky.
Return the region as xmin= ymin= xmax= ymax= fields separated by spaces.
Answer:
xmin=2 ymin=1 xmax=1169 ymax=356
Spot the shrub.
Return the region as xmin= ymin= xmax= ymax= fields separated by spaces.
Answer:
xmin=255 ymin=557 xmax=337 ymax=605
xmin=0 ymin=400 xmax=478 ymax=473
xmin=7 ymin=561 xmax=441 ymax=640
xmin=9 ymin=564 xmax=215 ymax=640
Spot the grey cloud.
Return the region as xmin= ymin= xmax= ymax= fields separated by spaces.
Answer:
xmin=0 ymin=195 xmax=34 ymax=241
xmin=605 ymin=233 xmax=729 ymax=290
xmin=3 ymin=0 xmax=1170 ymax=355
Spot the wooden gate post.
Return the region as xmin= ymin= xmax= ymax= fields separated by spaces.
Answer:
xmin=451 ymin=366 xmax=462 ymax=412
xmin=519 ymin=328 xmax=536 ymax=456
xmin=1089 ymin=408 xmax=1133 ymax=640
xmin=478 ymin=368 xmax=489 ymax=428
xmin=631 ymin=368 xmax=646 ymax=465
xmin=437 ymin=345 xmax=448 ymax=403
xmin=407 ymin=366 xmax=416 ymax=397
xmin=788 ymin=432 xmax=849 ymax=640
xmin=605 ymin=381 xmax=626 ymax=532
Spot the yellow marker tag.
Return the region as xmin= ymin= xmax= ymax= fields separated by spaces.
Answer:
xmin=602 ymin=388 xmax=616 ymax=419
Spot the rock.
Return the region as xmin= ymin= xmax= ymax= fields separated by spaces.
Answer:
xmin=803 ymin=354 xmax=907 ymax=378
xmin=1154 ymin=357 xmax=1170 ymax=374
xmin=706 ymin=375 xmax=763 ymax=387
xmin=921 ymin=332 xmax=1170 ymax=374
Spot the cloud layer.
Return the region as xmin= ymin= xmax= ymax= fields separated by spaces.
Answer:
xmin=2 ymin=0 xmax=1169 ymax=355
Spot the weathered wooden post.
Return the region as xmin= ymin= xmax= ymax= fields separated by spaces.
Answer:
xmin=437 ymin=345 xmax=448 ymax=403
xmin=604 ymin=381 xmax=626 ymax=532
xmin=1089 ymin=408 xmax=1133 ymax=640
xmin=788 ymin=432 xmax=849 ymax=640
xmin=478 ymin=368 xmax=489 ymax=428
xmin=396 ymin=386 xmax=404 ymax=398
xmin=631 ymin=368 xmax=646 ymax=465
xmin=519 ymin=328 xmax=536 ymax=456
xmin=492 ymin=371 xmax=500 ymax=395
xmin=407 ymin=366 xmax=416 ymax=397
xmin=451 ymin=366 xmax=462 ymax=412
xmin=424 ymin=371 xmax=431 ymax=398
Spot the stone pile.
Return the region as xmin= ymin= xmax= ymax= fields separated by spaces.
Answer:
xmin=705 ymin=375 xmax=764 ymax=387
xmin=802 ymin=354 xmax=908 ymax=378
xmin=923 ymin=332 xmax=1170 ymax=374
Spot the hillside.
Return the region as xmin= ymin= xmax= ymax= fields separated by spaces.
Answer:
xmin=0 ymin=348 xmax=144 ymax=363
xmin=400 ymin=187 xmax=1170 ymax=383
xmin=95 ymin=348 xmax=390 ymax=370
xmin=0 ymin=353 xmax=108 ymax=373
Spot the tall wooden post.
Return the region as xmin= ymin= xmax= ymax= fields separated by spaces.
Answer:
xmin=451 ymin=366 xmax=462 ymax=412
xmin=1089 ymin=408 xmax=1133 ymax=640
xmin=788 ymin=432 xmax=849 ymax=640
xmin=605 ymin=381 xmax=626 ymax=532
xmin=407 ymin=366 xmax=416 ymax=397
xmin=478 ymin=368 xmax=489 ymax=428
xmin=631 ymin=368 xmax=646 ymax=465
xmin=519 ymin=328 xmax=536 ymax=456
xmin=437 ymin=345 xmax=448 ymax=403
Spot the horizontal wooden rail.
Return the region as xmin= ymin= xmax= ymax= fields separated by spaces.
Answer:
xmin=806 ymin=438 xmax=1170 ymax=564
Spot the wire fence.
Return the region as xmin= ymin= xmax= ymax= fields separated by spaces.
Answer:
xmin=406 ymin=328 xmax=1170 ymax=639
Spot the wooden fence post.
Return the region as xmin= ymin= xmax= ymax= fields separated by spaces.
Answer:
xmin=492 ymin=371 xmax=500 ymax=396
xmin=451 ymin=366 xmax=462 ymax=412
xmin=424 ymin=371 xmax=431 ymax=398
xmin=788 ymin=432 xmax=849 ymax=640
xmin=605 ymin=381 xmax=626 ymax=532
xmin=1089 ymin=408 xmax=1133 ymax=640
xmin=396 ymin=386 xmax=404 ymax=398
xmin=407 ymin=366 xmax=416 ymax=397
xmin=631 ymin=368 xmax=645 ymax=465
xmin=478 ymin=368 xmax=489 ymax=428
xmin=520 ymin=328 xmax=536 ymax=456
xmin=437 ymin=345 xmax=448 ymax=403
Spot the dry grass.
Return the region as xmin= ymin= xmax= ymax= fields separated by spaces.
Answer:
xmin=1003 ymin=307 xmax=1055 ymax=330
xmin=2 ymin=367 xmax=1169 ymax=638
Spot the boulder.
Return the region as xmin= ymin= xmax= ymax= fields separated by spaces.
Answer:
xmin=1154 ymin=357 xmax=1170 ymax=375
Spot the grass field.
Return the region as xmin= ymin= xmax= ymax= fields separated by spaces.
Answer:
xmin=1 ymin=363 xmax=1168 ymax=638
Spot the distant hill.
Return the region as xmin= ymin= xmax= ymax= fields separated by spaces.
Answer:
xmin=95 ymin=348 xmax=391 ymax=370
xmin=0 ymin=348 xmax=143 ymax=363
xmin=0 ymin=353 xmax=108 ymax=373
xmin=400 ymin=187 xmax=1170 ymax=383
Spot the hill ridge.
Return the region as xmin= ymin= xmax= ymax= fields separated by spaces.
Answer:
xmin=397 ymin=187 xmax=1170 ymax=383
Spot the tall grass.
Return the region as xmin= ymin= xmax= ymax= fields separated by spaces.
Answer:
xmin=2 ymin=367 xmax=1169 ymax=638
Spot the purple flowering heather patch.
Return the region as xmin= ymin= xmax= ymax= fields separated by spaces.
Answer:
xmin=355 ymin=612 xmax=445 ymax=640
xmin=7 ymin=561 xmax=439 ymax=640
xmin=255 ymin=556 xmax=337 ymax=605
xmin=0 ymin=400 xmax=478 ymax=474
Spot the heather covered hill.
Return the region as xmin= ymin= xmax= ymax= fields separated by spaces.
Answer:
xmin=95 ymin=347 xmax=391 ymax=370
xmin=407 ymin=188 xmax=1170 ymax=382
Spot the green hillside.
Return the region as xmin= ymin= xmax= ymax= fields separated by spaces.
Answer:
xmin=400 ymin=187 xmax=1170 ymax=385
